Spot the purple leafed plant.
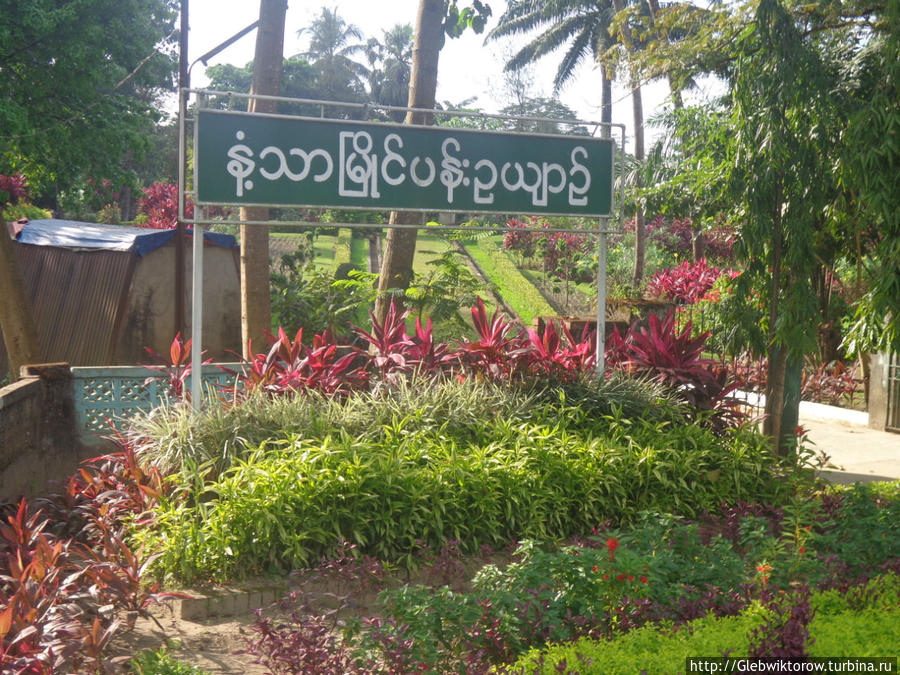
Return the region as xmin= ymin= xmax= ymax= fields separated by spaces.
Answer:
xmin=353 ymin=300 xmax=415 ymax=380
xmin=748 ymin=584 xmax=816 ymax=658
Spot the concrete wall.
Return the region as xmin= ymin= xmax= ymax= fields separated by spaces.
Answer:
xmin=116 ymin=242 xmax=241 ymax=363
xmin=0 ymin=364 xmax=94 ymax=497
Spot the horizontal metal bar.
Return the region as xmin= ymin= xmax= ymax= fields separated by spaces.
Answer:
xmin=183 ymin=88 xmax=626 ymax=134
xmin=188 ymin=217 xmax=621 ymax=235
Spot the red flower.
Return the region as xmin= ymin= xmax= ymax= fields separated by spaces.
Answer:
xmin=606 ymin=537 xmax=619 ymax=559
xmin=591 ymin=565 xmax=599 ymax=573
xmin=640 ymin=575 xmax=648 ymax=584
xmin=617 ymin=573 xmax=626 ymax=581
xmin=799 ymin=546 xmax=805 ymax=554
xmin=603 ymin=574 xmax=608 ymax=580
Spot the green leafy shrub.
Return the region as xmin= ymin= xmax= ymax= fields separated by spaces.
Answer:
xmin=2 ymin=202 xmax=52 ymax=222
xmin=811 ymin=483 xmax=900 ymax=577
xmin=131 ymin=648 xmax=211 ymax=674
xmin=140 ymin=404 xmax=782 ymax=581
xmin=270 ymin=245 xmax=377 ymax=337
xmin=128 ymin=375 xmax=680 ymax=475
xmin=507 ymin=612 xmax=758 ymax=674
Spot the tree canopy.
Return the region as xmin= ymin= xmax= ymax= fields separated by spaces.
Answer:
xmin=0 ymin=0 xmax=179 ymax=206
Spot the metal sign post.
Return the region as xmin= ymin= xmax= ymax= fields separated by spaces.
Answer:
xmin=180 ymin=90 xmax=624 ymax=407
xmin=596 ymin=222 xmax=609 ymax=375
xmin=190 ymin=208 xmax=204 ymax=408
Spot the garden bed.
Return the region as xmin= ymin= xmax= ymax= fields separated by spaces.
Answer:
xmin=5 ymin=302 xmax=897 ymax=672
xmin=112 ymin=480 xmax=900 ymax=674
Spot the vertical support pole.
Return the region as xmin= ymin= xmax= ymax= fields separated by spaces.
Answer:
xmin=595 ymin=222 xmax=608 ymax=376
xmin=177 ymin=89 xmax=187 ymax=225
xmin=189 ymin=92 xmax=205 ymax=410
xmin=175 ymin=0 xmax=189 ymax=338
xmin=191 ymin=208 xmax=204 ymax=409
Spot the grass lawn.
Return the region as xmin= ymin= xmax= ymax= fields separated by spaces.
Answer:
xmin=310 ymin=233 xmax=338 ymax=271
xmin=462 ymin=235 xmax=555 ymax=325
xmin=411 ymin=232 xmax=453 ymax=275
xmin=349 ymin=234 xmax=368 ymax=268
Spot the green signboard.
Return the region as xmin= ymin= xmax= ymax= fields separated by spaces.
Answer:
xmin=195 ymin=110 xmax=614 ymax=217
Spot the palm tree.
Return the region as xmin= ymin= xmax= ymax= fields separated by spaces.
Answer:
xmin=364 ymin=23 xmax=413 ymax=119
xmin=487 ymin=0 xmax=617 ymax=132
xmin=488 ymin=0 xmax=652 ymax=286
xmin=299 ymin=7 xmax=366 ymax=103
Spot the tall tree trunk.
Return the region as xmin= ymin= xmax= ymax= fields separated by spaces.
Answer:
xmin=0 ymin=228 xmax=39 ymax=380
xmin=612 ymin=0 xmax=647 ymax=289
xmin=600 ymin=64 xmax=612 ymax=139
xmin=240 ymin=0 xmax=286 ymax=358
xmin=374 ymin=0 xmax=444 ymax=324
xmin=630 ymin=78 xmax=647 ymax=289
xmin=762 ymin=176 xmax=791 ymax=455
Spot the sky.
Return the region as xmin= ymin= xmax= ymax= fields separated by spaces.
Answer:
xmin=184 ymin=0 xmax=696 ymax=151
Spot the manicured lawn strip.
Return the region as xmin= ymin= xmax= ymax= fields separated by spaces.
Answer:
xmin=349 ymin=234 xmax=368 ymax=269
xmin=462 ymin=235 xmax=555 ymax=325
xmin=333 ymin=228 xmax=352 ymax=271
xmin=412 ymin=232 xmax=454 ymax=275
xmin=311 ymin=233 xmax=338 ymax=270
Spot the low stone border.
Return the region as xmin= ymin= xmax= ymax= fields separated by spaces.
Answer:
xmin=177 ymin=583 xmax=287 ymax=622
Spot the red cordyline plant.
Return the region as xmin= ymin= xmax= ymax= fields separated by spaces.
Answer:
xmin=524 ymin=320 xmax=597 ymax=379
xmin=502 ymin=218 xmax=539 ymax=260
xmin=455 ymin=297 xmax=529 ymax=380
xmin=236 ymin=327 xmax=367 ymax=397
xmin=608 ymin=311 xmax=744 ymax=429
xmin=646 ymin=259 xmax=738 ymax=305
xmin=137 ymin=181 xmax=191 ymax=229
xmin=199 ymin=298 xmax=738 ymax=432
xmin=0 ymin=440 xmax=180 ymax=673
xmin=407 ymin=316 xmax=455 ymax=374
xmin=143 ymin=333 xmax=210 ymax=400
xmin=136 ymin=182 xmax=230 ymax=229
xmin=353 ymin=301 xmax=416 ymax=380
xmin=353 ymin=302 xmax=457 ymax=379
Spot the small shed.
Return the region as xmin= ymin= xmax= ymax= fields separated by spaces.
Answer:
xmin=1 ymin=219 xmax=241 ymax=374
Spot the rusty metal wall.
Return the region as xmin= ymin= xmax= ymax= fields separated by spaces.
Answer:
xmin=0 ymin=244 xmax=133 ymax=373
xmin=1 ymin=239 xmax=242 ymax=377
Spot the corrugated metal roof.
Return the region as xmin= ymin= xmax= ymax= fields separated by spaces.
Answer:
xmin=18 ymin=220 xmax=238 ymax=256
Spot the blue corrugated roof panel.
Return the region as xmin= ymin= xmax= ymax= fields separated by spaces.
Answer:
xmin=17 ymin=220 xmax=237 ymax=256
